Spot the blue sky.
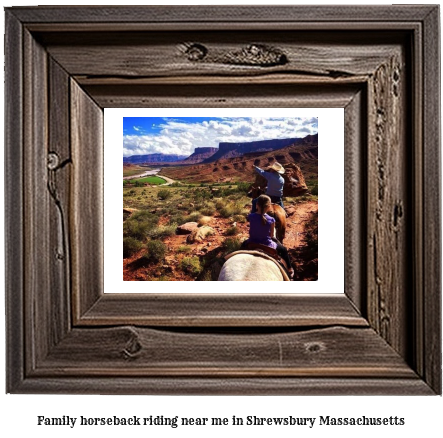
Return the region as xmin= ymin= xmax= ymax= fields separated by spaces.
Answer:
xmin=123 ymin=117 xmax=318 ymax=157
xmin=123 ymin=117 xmax=221 ymax=137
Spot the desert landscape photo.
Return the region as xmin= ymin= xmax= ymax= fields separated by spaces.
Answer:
xmin=123 ymin=116 xmax=318 ymax=281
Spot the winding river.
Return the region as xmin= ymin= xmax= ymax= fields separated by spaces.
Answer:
xmin=123 ymin=168 xmax=161 ymax=180
xmin=123 ymin=168 xmax=175 ymax=185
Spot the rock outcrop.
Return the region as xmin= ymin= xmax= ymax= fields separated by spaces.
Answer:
xmin=253 ymin=162 xmax=309 ymax=197
xmin=182 ymin=147 xmax=218 ymax=164
xmin=203 ymin=137 xmax=301 ymax=163
xmin=161 ymin=135 xmax=318 ymax=185
xmin=186 ymin=225 xmax=215 ymax=243
xmin=176 ymin=222 xmax=199 ymax=235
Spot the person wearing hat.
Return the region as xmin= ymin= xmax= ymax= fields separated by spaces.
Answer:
xmin=251 ymin=162 xmax=285 ymax=213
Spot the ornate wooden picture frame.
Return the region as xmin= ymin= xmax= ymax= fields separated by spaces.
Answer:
xmin=5 ymin=6 xmax=441 ymax=394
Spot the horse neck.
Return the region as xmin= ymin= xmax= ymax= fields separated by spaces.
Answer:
xmin=267 ymin=205 xmax=276 ymax=215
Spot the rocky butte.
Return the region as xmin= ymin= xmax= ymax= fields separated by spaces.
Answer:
xmin=181 ymin=147 xmax=218 ymax=164
xmin=160 ymin=134 xmax=318 ymax=186
xmin=203 ymin=137 xmax=302 ymax=163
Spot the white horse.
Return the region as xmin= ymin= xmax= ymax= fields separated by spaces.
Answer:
xmin=218 ymin=251 xmax=290 ymax=281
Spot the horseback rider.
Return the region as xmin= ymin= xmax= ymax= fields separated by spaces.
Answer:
xmin=251 ymin=162 xmax=285 ymax=213
xmin=242 ymin=194 xmax=294 ymax=279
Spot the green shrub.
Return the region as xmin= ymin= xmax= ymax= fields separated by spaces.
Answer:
xmin=123 ymin=210 xmax=159 ymax=240
xmin=158 ymin=205 xmax=174 ymax=216
xmin=236 ymin=181 xmax=251 ymax=193
xmin=198 ymin=216 xmax=212 ymax=226
xmin=123 ymin=220 xmax=151 ymax=240
xmin=219 ymin=205 xmax=235 ymax=218
xmin=180 ymin=257 xmax=203 ymax=276
xmin=223 ymin=236 xmax=243 ymax=254
xmin=226 ymin=225 xmax=240 ymax=236
xmin=169 ymin=213 xmax=186 ymax=225
xmin=200 ymin=202 xmax=216 ymax=216
xmin=233 ymin=214 xmax=247 ymax=223
xmin=123 ymin=237 xmax=143 ymax=258
xmin=149 ymin=223 xmax=177 ymax=239
xmin=218 ymin=200 xmax=246 ymax=218
xmin=132 ymin=210 xmax=157 ymax=222
xmin=192 ymin=188 xmax=211 ymax=201
xmin=184 ymin=211 xmax=201 ymax=223
xmin=177 ymin=245 xmax=192 ymax=254
xmin=145 ymin=240 xmax=167 ymax=263
xmin=218 ymin=185 xmax=248 ymax=197
xmin=232 ymin=201 xmax=245 ymax=215
xmin=214 ymin=198 xmax=225 ymax=210
xmin=158 ymin=189 xmax=172 ymax=200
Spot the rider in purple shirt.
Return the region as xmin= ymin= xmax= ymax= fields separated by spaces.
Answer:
xmin=242 ymin=194 xmax=294 ymax=279
xmin=246 ymin=211 xmax=277 ymax=249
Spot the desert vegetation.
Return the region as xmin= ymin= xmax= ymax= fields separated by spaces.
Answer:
xmin=123 ymin=183 xmax=250 ymax=281
xmin=123 ymin=181 xmax=318 ymax=281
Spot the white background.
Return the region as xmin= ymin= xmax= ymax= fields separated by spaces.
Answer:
xmin=106 ymin=108 xmax=343 ymax=293
xmin=1 ymin=1 xmax=442 ymax=437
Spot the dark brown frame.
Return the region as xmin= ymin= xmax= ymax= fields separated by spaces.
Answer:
xmin=5 ymin=6 xmax=441 ymax=394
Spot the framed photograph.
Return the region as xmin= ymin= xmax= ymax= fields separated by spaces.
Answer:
xmin=5 ymin=5 xmax=441 ymax=394
xmin=107 ymin=107 xmax=343 ymax=291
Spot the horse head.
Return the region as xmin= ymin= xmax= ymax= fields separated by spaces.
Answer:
xmin=247 ymin=185 xmax=265 ymax=199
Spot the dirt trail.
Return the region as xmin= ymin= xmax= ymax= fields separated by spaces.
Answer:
xmin=157 ymin=174 xmax=175 ymax=185
xmin=284 ymin=200 xmax=318 ymax=250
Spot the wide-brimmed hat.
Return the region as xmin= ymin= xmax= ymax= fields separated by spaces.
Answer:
xmin=268 ymin=162 xmax=285 ymax=174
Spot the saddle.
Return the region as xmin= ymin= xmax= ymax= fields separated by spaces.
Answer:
xmin=244 ymin=242 xmax=290 ymax=274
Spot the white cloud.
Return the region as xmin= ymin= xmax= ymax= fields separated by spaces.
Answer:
xmin=123 ymin=117 xmax=318 ymax=157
